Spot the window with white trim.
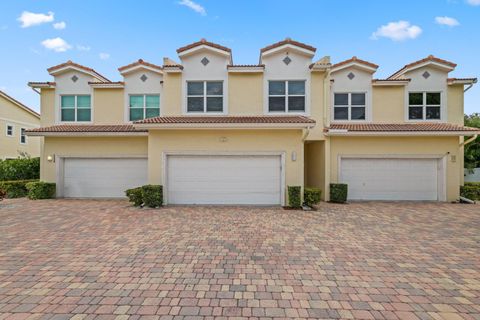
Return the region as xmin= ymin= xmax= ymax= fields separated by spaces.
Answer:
xmin=187 ymin=81 xmax=223 ymax=113
xmin=129 ymin=95 xmax=160 ymax=121
xmin=61 ymin=95 xmax=91 ymax=122
xmin=333 ymin=93 xmax=366 ymax=121
xmin=268 ymin=80 xmax=305 ymax=112
xmin=408 ymin=92 xmax=441 ymax=120
xmin=6 ymin=124 xmax=13 ymax=136
xmin=20 ymin=128 xmax=26 ymax=144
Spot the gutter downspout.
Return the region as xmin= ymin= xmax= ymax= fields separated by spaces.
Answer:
xmin=30 ymin=87 xmax=40 ymax=94
xmin=460 ymin=134 xmax=478 ymax=147
xmin=302 ymin=126 xmax=312 ymax=142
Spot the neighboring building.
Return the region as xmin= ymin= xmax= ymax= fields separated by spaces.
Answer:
xmin=27 ymin=38 xmax=479 ymax=203
xmin=0 ymin=90 xmax=40 ymax=159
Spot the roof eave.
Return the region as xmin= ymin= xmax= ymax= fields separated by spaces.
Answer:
xmin=326 ymin=131 xmax=479 ymax=137
xmin=133 ymin=123 xmax=315 ymax=130
xmin=25 ymin=131 xmax=148 ymax=137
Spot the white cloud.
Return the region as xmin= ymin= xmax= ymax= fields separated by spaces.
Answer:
xmin=17 ymin=11 xmax=54 ymax=28
xmin=467 ymin=0 xmax=480 ymax=5
xmin=41 ymin=37 xmax=72 ymax=52
xmin=77 ymin=45 xmax=91 ymax=51
xmin=53 ymin=21 xmax=66 ymax=30
xmin=435 ymin=16 xmax=460 ymax=27
xmin=178 ymin=0 xmax=206 ymax=15
xmin=99 ymin=52 xmax=110 ymax=60
xmin=371 ymin=20 xmax=422 ymax=41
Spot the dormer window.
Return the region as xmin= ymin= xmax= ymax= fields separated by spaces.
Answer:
xmin=408 ymin=92 xmax=441 ymax=120
xmin=61 ymin=95 xmax=91 ymax=122
xmin=187 ymin=81 xmax=223 ymax=113
xmin=333 ymin=93 xmax=366 ymax=121
xmin=129 ymin=95 xmax=160 ymax=121
xmin=268 ymin=80 xmax=305 ymax=112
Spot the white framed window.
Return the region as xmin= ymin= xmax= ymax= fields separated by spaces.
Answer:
xmin=20 ymin=128 xmax=27 ymax=144
xmin=129 ymin=95 xmax=160 ymax=121
xmin=187 ymin=81 xmax=223 ymax=113
xmin=6 ymin=124 xmax=14 ymax=137
xmin=61 ymin=95 xmax=91 ymax=122
xmin=408 ymin=92 xmax=441 ymax=120
xmin=333 ymin=92 xmax=366 ymax=121
xmin=268 ymin=80 xmax=305 ymax=112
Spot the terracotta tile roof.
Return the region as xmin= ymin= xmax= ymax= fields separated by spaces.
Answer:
xmin=327 ymin=123 xmax=479 ymax=132
xmin=26 ymin=124 xmax=147 ymax=133
xmin=47 ymin=60 xmax=110 ymax=81
xmin=0 ymin=90 xmax=40 ymax=118
xmin=88 ymin=81 xmax=124 ymax=85
xmin=227 ymin=64 xmax=265 ymax=68
xmin=332 ymin=56 xmax=378 ymax=70
xmin=135 ymin=115 xmax=315 ymax=125
xmin=177 ymin=38 xmax=231 ymax=54
xmin=162 ymin=64 xmax=184 ymax=70
xmin=27 ymin=81 xmax=56 ymax=87
xmin=388 ymin=55 xmax=457 ymax=79
xmin=447 ymin=77 xmax=477 ymax=81
xmin=372 ymin=78 xmax=411 ymax=82
xmin=118 ymin=59 xmax=163 ymax=72
xmin=260 ymin=38 xmax=316 ymax=53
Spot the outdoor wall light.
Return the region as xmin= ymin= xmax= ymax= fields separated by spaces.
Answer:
xmin=291 ymin=151 xmax=297 ymax=161
xmin=47 ymin=155 xmax=54 ymax=162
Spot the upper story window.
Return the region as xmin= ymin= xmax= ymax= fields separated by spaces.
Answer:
xmin=129 ymin=95 xmax=160 ymax=121
xmin=6 ymin=124 xmax=13 ymax=137
xmin=268 ymin=80 xmax=305 ymax=112
xmin=20 ymin=128 xmax=26 ymax=144
xmin=408 ymin=92 xmax=441 ymax=120
xmin=333 ymin=93 xmax=366 ymax=121
xmin=187 ymin=81 xmax=223 ymax=113
xmin=61 ymin=95 xmax=91 ymax=122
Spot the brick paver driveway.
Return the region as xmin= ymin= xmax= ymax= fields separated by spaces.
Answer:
xmin=0 ymin=199 xmax=479 ymax=320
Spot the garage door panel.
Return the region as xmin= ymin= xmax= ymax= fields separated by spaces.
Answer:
xmin=340 ymin=158 xmax=439 ymax=201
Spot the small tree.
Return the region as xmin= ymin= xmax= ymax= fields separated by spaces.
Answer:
xmin=464 ymin=113 xmax=480 ymax=173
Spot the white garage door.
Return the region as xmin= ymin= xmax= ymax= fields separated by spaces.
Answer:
xmin=340 ymin=158 xmax=440 ymax=201
xmin=63 ymin=158 xmax=148 ymax=198
xmin=167 ymin=155 xmax=282 ymax=205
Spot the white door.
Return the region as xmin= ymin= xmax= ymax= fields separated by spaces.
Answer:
xmin=63 ymin=158 xmax=148 ymax=198
xmin=340 ymin=158 xmax=440 ymax=201
xmin=166 ymin=155 xmax=282 ymax=205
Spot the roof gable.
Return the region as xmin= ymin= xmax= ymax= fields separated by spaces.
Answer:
xmin=118 ymin=59 xmax=163 ymax=75
xmin=331 ymin=56 xmax=378 ymax=73
xmin=47 ymin=60 xmax=110 ymax=82
xmin=0 ymin=90 xmax=40 ymax=118
xmin=177 ymin=39 xmax=231 ymax=58
xmin=388 ymin=55 xmax=456 ymax=79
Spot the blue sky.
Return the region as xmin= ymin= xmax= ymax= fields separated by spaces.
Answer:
xmin=0 ymin=0 xmax=479 ymax=114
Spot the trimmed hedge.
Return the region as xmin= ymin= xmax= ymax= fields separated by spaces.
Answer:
xmin=304 ymin=188 xmax=321 ymax=207
xmin=460 ymin=182 xmax=480 ymax=200
xmin=288 ymin=186 xmax=302 ymax=208
xmin=0 ymin=157 xmax=40 ymax=181
xmin=142 ymin=185 xmax=163 ymax=208
xmin=25 ymin=181 xmax=56 ymax=200
xmin=330 ymin=183 xmax=348 ymax=203
xmin=0 ymin=179 xmax=38 ymax=198
xmin=126 ymin=187 xmax=143 ymax=206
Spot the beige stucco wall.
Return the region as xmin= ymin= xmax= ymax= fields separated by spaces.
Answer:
xmin=93 ymin=88 xmax=125 ymax=124
xmin=162 ymin=73 xmax=182 ymax=116
xmin=228 ymin=73 xmax=263 ymax=115
xmin=40 ymin=88 xmax=55 ymax=127
xmin=307 ymin=72 xmax=327 ymax=140
xmin=372 ymin=86 xmax=405 ymax=123
xmin=147 ymin=129 xmax=304 ymax=204
xmin=304 ymin=141 xmax=325 ymax=199
xmin=0 ymin=95 xmax=41 ymax=159
xmin=329 ymin=136 xmax=461 ymax=201
xmin=447 ymin=85 xmax=464 ymax=125
xmin=41 ymin=136 xmax=148 ymax=182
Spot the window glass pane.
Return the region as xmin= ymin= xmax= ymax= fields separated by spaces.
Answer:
xmin=351 ymin=93 xmax=365 ymax=105
xmin=288 ymin=81 xmax=305 ymax=95
xmin=187 ymin=82 xmax=204 ymax=95
xmin=77 ymin=95 xmax=91 ymax=109
xmin=130 ymin=95 xmax=144 ymax=108
xmin=426 ymin=92 xmax=441 ymax=105
xmin=269 ymin=81 xmax=285 ymax=95
xmin=426 ymin=106 xmax=441 ymax=119
xmin=334 ymin=93 xmax=348 ymax=106
xmin=408 ymin=106 xmax=423 ymax=120
xmin=77 ymin=109 xmax=91 ymax=121
xmin=409 ymin=92 xmax=423 ymax=105
xmin=207 ymin=82 xmax=223 ymax=95
xmin=61 ymin=109 xmax=75 ymax=121
xmin=145 ymin=95 xmax=159 ymax=108
xmin=351 ymin=107 xmax=366 ymax=120
xmin=334 ymin=107 xmax=349 ymax=120
xmin=269 ymin=97 xmax=286 ymax=112
xmin=206 ymin=97 xmax=223 ymax=112
xmin=145 ymin=108 xmax=160 ymax=118
xmin=61 ymin=96 xmax=75 ymax=109
xmin=129 ymin=108 xmax=144 ymax=121
xmin=288 ymin=96 xmax=305 ymax=111
xmin=187 ymin=97 xmax=204 ymax=112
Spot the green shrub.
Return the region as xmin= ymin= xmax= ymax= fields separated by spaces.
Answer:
xmin=126 ymin=187 xmax=143 ymax=206
xmin=0 ymin=189 xmax=6 ymax=201
xmin=288 ymin=186 xmax=302 ymax=208
xmin=0 ymin=157 xmax=40 ymax=181
xmin=330 ymin=183 xmax=348 ymax=203
xmin=0 ymin=179 xmax=37 ymax=198
xmin=304 ymin=188 xmax=321 ymax=206
xmin=25 ymin=181 xmax=56 ymax=200
xmin=460 ymin=182 xmax=480 ymax=200
xmin=142 ymin=185 xmax=163 ymax=208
